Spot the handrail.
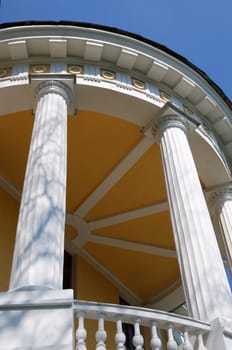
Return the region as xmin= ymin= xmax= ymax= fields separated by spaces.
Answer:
xmin=74 ymin=299 xmax=210 ymax=333
xmin=74 ymin=299 xmax=210 ymax=349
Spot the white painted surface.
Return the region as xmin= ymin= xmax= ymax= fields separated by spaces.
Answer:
xmin=207 ymin=318 xmax=232 ymax=350
xmin=9 ymin=81 xmax=71 ymax=290
xmin=0 ymin=290 xmax=74 ymax=350
xmin=210 ymin=185 xmax=232 ymax=274
xmin=157 ymin=114 xmax=232 ymax=322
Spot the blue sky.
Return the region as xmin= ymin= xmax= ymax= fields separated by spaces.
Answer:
xmin=0 ymin=0 xmax=232 ymax=100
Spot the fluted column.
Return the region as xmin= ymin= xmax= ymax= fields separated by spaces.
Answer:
xmin=9 ymin=80 xmax=72 ymax=290
xmin=156 ymin=115 xmax=232 ymax=322
xmin=209 ymin=185 xmax=232 ymax=274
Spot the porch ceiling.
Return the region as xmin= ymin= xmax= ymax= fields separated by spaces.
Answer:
xmin=2 ymin=102 xmax=230 ymax=308
xmin=0 ymin=108 xmax=180 ymax=305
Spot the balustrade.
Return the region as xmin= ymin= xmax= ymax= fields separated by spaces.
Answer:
xmin=74 ymin=300 xmax=210 ymax=350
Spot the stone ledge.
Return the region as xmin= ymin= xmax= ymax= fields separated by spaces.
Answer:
xmin=0 ymin=289 xmax=74 ymax=308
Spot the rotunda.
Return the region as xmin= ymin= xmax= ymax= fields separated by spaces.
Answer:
xmin=0 ymin=21 xmax=231 ymax=350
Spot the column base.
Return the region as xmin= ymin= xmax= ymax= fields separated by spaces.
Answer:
xmin=0 ymin=289 xmax=74 ymax=349
xmin=207 ymin=317 xmax=232 ymax=350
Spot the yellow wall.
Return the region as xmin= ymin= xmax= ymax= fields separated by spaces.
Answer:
xmin=0 ymin=187 xmax=18 ymax=291
xmin=76 ymin=256 xmax=119 ymax=303
xmin=76 ymin=256 xmax=119 ymax=349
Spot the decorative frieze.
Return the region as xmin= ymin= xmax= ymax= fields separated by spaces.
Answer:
xmin=100 ymin=68 xmax=116 ymax=80
xmin=131 ymin=77 xmax=146 ymax=90
xmin=0 ymin=62 xmax=229 ymax=169
xmin=0 ymin=67 xmax=12 ymax=78
xmin=30 ymin=64 xmax=50 ymax=74
xmin=68 ymin=64 xmax=84 ymax=75
xmin=159 ymin=89 xmax=171 ymax=102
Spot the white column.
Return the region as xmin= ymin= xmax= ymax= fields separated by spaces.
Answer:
xmin=156 ymin=115 xmax=232 ymax=322
xmin=9 ymin=80 xmax=71 ymax=290
xmin=209 ymin=185 xmax=232 ymax=274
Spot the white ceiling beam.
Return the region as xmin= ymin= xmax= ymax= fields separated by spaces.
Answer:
xmin=75 ymin=137 xmax=154 ymax=217
xmin=49 ymin=39 xmax=67 ymax=58
xmin=173 ymin=77 xmax=195 ymax=98
xmin=145 ymin=283 xmax=184 ymax=310
xmin=0 ymin=174 xmax=21 ymax=201
xmin=89 ymin=201 xmax=168 ymax=230
xmin=89 ymin=234 xmax=177 ymax=259
xmin=147 ymin=60 xmax=168 ymax=82
xmin=84 ymin=41 xmax=103 ymax=61
xmin=8 ymin=41 xmax=28 ymax=60
xmin=196 ymin=96 xmax=216 ymax=115
xmin=117 ymin=49 xmax=138 ymax=69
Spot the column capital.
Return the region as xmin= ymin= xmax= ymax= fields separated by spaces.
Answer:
xmin=158 ymin=114 xmax=189 ymax=133
xmin=34 ymin=80 xmax=72 ymax=107
xmin=208 ymin=183 xmax=232 ymax=209
xmin=151 ymin=114 xmax=189 ymax=141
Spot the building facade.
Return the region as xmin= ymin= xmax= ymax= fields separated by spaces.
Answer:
xmin=0 ymin=21 xmax=232 ymax=349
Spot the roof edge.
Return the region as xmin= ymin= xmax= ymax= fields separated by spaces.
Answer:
xmin=0 ymin=20 xmax=231 ymax=111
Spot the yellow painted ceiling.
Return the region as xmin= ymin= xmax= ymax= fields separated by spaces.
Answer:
xmin=0 ymin=110 xmax=33 ymax=190
xmin=86 ymin=144 xmax=167 ymax=220
xmin=67 ymin=110 xmax=143 ymax=211
xmin=0 ymin=109 xmax=179 ymax=301
xmin=85 ymin=243 xmax=179 ymax=300
xmin=92 ymin=211 xmax=175 ymax=250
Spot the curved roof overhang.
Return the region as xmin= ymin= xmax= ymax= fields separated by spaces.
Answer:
xmin=0 ymin=19 xmax=231 ymax=111
xmin=0 ymin=21 xmax=231 ymax=161
xmin=0 ymin=21 xmax=231 ymax=183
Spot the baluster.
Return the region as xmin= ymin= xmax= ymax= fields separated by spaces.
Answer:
xmin=76 ymin=311 xmax=87 ymax=350
xmin=183 ymin=328 xmax=193 ymax=350
xmin=196 ymin=332 xmax=207 ymax=350
xmin=167 ymin=324 xmax=178 ymax=350
xmin=96 ymin=313 xmax=107 ymax=350
xmin=133 ymin=320 xmax=144 ymax=350
xmin=150 ymin=322 xmax=162 ymax=350
xmin=115 ymin=318 xmax=126 ymax=350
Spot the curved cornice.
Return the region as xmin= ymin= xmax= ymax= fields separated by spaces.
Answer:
xmin=0 ymin=20 xmax=231 ymax=111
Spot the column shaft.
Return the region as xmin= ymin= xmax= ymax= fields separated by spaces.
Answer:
xmin=10 ymin=81 xmax=71 ymax=290
xmin=210 ymin=187 xmax=232 ymax=274
xmin=157 ymin=116 xmax=232 ymax=322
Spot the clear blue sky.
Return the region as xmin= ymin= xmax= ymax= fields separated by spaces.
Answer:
xmin=0 ymin=0 xmax=232 ymax=100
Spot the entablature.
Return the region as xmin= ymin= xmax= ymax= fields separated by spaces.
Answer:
xmin=0 ymin=58 xmax=231 ymax=177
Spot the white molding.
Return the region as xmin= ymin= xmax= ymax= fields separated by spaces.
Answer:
xmin=66 ymin=213 xmax=91 ymax=247
xmin=147 ymin=60 xmax=169 ymax=82
xmin=8 ymin=40 xmax=28 ymax=60
xmin=0 ymin=174 xmax=21 ymax=201
xmin=145 ymin=283 xmax=184 ymax=310
xmin=89 ymin=234 xmax=177 ymax=258
xmin=0 ymin=56 xmax=229 ymax=168
xmin=89 ymin=201 xmax=169 ymax=229
xmin=49 ymin=39 xmax=67 ymax=58
xmin=84 ymin=41 xmax=103 ymax=61
xmin=116 ymin=48 xmax=138 ymax=69
xmin=0 ymin=24 xmax=231 ymax=118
